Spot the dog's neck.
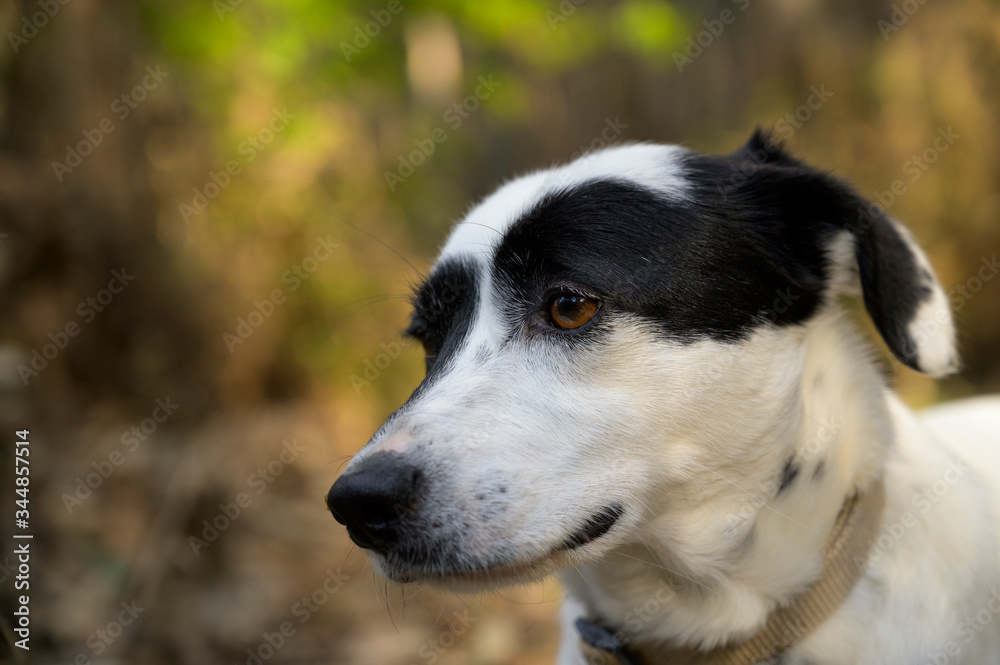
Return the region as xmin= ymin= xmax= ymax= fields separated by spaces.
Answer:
xmin=561 ymin=311 xmax=892 ymax=652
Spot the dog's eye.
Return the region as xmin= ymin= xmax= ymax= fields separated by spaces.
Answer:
xmin=548 ymin=293 xmax=600 ymax=330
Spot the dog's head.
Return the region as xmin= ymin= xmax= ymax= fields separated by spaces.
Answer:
xmin=327 ymin=131 xmax=956 ymax=590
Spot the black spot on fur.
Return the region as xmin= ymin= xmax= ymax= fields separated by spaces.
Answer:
xmin=812 ymin=460 xmax=826 ymax=481
xmin=557 ymin=503 xmax=624 ymax=551
xmin=777 ymin=458 xmax=800 ymax=495
xmin=405 ymin=258 xmax=479 ymax=381
xmin=736 ymin=525 xmax=756 ymax=557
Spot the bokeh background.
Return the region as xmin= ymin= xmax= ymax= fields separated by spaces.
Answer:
xmin=1 ymin=0 xmax=999 ymax=663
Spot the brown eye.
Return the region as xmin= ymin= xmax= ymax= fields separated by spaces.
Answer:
xmin=549 ymin=293 xmax=600 ymax=330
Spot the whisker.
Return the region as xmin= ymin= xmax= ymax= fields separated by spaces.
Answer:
xmin=569 ymin=562 xmax=598 ymax=594
xmin=342 ymin=219 xmax=427 ymax=281
xmin=618 ymin=547 xmax=721 ymax=598
xmin=459 ymin=221 xmax=503 ymax=238
xmin=384 ymin=579 xmax=399 ymax=634
xmin=341 ymin=543 xmax=359 ymax=568
xmin=339 ymin=293 xmax=412 ymax=313
xmin=495 ymin=589 xmax=564 ymax=606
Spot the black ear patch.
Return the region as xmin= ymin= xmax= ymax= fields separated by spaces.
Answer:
xmin=729 ymin=128 xmax=803 ymax=168
xmin=850 ymin=209 xmax=933 ymax=370
xmin=714 ymin=132 xmax=956 ymax=375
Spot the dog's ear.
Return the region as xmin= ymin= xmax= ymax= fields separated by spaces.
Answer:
xmin=843 ymin=204 xmax=958 ymax=376
xmin=729 ymin=128 xmax=805 ymax=168
xmin=733 ymin=132 xmax=958 ymax=376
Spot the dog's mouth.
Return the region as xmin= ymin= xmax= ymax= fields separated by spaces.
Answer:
xmin=557 ymin=502 xmax=624 ymax=551
xmin=382 ymin=502 xmax=625 ymax=588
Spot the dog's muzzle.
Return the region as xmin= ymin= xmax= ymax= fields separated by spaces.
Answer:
xmin=326 ymin=452 xmax=424 ymax=555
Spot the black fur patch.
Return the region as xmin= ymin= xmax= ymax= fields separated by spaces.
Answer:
xmin=777 ymin=458 xmax=800 ymax=495
xmin=557 ymin=502 xmax=624 ymax=551
xmin=851 ymin=209 xmax=931 ymax=368
xmin=491 ymin=173 xmax=829 ymax=344
xmin=421 ymin=132 xmax=937 ymax=380
xmin=405 ymin=258 xmax=480 ymax=380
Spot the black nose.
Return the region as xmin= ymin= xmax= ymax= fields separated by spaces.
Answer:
xmin=326 ymin=452 xmax=424 ymax=554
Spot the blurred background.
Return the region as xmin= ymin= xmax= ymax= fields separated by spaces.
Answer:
xmin=1 ymin=0 xmax=998 ymax=663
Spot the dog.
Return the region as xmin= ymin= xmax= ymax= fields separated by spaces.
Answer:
xmin=327 ymin=131 xmax=1000 ymax=664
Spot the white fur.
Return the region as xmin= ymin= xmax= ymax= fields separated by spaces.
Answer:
xmin=346 ymin=144 xmax=1000 ymax=664
xmin=439 ymin=144 xmax=688 ymax=260
xmin=890 ymin=219 xmax=959 ymax=377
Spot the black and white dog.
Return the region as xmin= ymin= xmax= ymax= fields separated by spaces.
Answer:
xmin=328 ymin=132 xmax=1000 ymax=664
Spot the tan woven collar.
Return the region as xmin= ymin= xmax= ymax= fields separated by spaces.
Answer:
xmin=577 ymin=478 xmax=887 ymax=665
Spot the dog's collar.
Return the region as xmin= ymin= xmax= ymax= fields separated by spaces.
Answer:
xmin=576 ymin=478 xmax=887 ymax=665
